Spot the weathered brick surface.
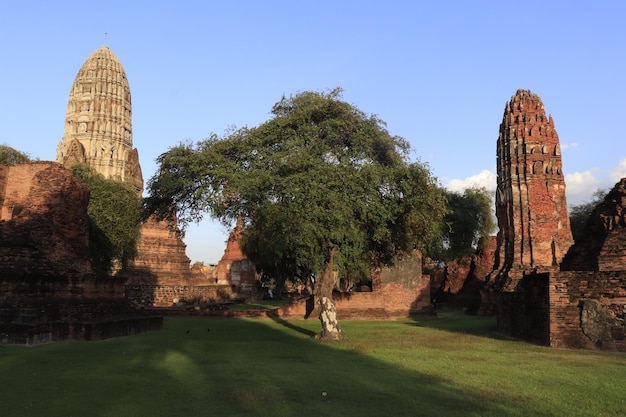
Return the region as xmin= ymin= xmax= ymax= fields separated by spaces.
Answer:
xmin=549 ymin=271 xmax=626 ymax=350
xmin=124 ymin=284 xmax=239 ymax=307
xmin=0 ymin=163 xmax=164 ymax=344
xmin=497 ymin=272 xmax=551 ymax=345
xmin=490 ymin=89 xmax=573 ymax=292
xmin=0 ymin=162 xmax=92 ymax=283
xmin=56 ymin=46 xmax=143 ymax=193
xmin=213 ymin=220 xmax=258 ymax=294
xmin=0 ymin=295 xmax=162 ymax=345
xmin=230 ymin=279 xmax=432 ymax=320
xmin=122 ymin=219 xmax=260 ymax=301
xmin=439 ymin=236 xmax=496 ymax=312
xmin=505 ymin=270 xmax=626 ymax=351
xmin=118 ymin=215 xmax=200 ymax=286
xmin=123 ymin=253 xmax=430 ymax=319
xmin=443 ymin=257 xmax=472 ymax=295
xmin=481 ymin=91 xmax=626 ymax=351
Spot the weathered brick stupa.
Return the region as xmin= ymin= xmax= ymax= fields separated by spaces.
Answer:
xmin=488 ymin=89 xmax=574 ymax=292
xmin=476 ymin=90 xmax=625 ymax=351
xmin=55 ymin=45 xmax=197 ymax=286
xmin=56 ymin=46 xmax=143 ymax=193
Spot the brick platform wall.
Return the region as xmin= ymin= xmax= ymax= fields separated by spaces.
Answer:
xmin=496 ymin=271 xmax=626 ymax=351
xmin=269 ymin=276 xmax=431 ymax=320
xmin=549 ymin=271 xmax=626 ymax=350
xmin=497 ymin=272 xmax=551 ymax=345
xmin=125 ymin=285 xmax=239 ymax=307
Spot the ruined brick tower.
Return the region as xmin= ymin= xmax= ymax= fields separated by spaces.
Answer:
xmin=489 ymin=89 xmax=574 ymax=291
xmin=56 ymin=46 xmax=143 ymax=193
xmin=56 ymin=45 xmax=195 ymax=284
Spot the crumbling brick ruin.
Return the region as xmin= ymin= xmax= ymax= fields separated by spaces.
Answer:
xmin=0 ymin=162 xmax=92 ymax=283
xmin=117 ymin=215 xmax=196 ymax=286
xmin=553 ymin=178 xmax=626 ymax=349
xmin=489 ymin=89 xmax=574 ymax=293
xmin=485 ymin=90 xmax=626 ymax=351
xmin=124 ymin=222 xmax=257 ymax=308
xmin=2 ymin=44 xmax=431 ymax=343
xmin=435 ymin=236 xmax=496 ymax=313
xmin=237 ymin=250 xmax=431 ymax=320
xmin=56 ymin=45 xmax=198 ymax=289
xmin=5 ymin=46 xmax=624 ymax=348
xmin=0 ymin=162 xmax=162 ymax=345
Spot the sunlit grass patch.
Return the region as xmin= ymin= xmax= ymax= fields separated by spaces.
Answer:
xmin=0 ymin=312 xmax=624 ymax=417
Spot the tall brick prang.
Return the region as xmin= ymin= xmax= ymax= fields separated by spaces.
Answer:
xmin=489 ymin=89 xmax=574 ymax=291
xmin=56 ymin=46 xmax=143 ymax=193
xmin=55 ymin=46 xmax=198 ymax=285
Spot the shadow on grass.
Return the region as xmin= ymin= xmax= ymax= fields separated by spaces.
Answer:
xmin=407 ymin=308 xmax=508 ymax=339
xmin=270 ymin=316 xmax=317 ymax=337
xmin=0 ymin=316 xmax=554 ymax=417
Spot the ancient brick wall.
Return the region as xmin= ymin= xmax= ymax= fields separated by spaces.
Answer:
xmin=438 ymin=236 xmax=496 ymax=312
xmin=495 ymin=270 xmax=626 ymax=351
xmin=138 ymin=265 xmax=432 ymax=319
xmin=124 ymin=284 xmax=239 ymax=307
xmin=0 ymin=296 xmax=163 ymax=345
xmin=0 ymin=162 xmax=92 ymax=283
xmin=152 ymin=254 xmax=432 ymax=320
xmin=267 ymin=277 xmax=431 ymax=320
xmin=549 ymin=271 xmax=626 ymax=351
xmin=497 ymin=272 xmax=551 ymax=345
xmin=371 ymin=250 xmax=431 ymax=315
xmin=276 ymin=252 xmax=432 ymax=319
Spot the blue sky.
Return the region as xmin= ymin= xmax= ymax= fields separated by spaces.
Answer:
xmin=1 ymin=1 xmax=625 ymax=263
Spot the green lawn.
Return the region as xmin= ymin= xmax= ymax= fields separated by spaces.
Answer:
xmin=0 ymin=311 xmax=624 ymax=417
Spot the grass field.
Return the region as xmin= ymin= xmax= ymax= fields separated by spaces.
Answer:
xmin=0 ymin=311 xmax=624 ymax=417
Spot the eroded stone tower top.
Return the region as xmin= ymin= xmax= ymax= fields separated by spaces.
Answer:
xmin=56 ymin=46 xmax=143 ymax=193
xmin=490 ymin=89 xmax=574 ymax=290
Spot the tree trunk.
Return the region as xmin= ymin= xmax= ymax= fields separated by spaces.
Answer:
xmin=273 ymin=273 xmax=286 ymax=300
xmin=314 ymin=248 xmax=343 ymax=340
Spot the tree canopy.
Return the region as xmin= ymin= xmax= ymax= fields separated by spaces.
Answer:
xmin=71 ymin=164 xmax=143 ymax=276
xmin=428 ymin=187 xmax=495 ymax=262
xmin=145 ymin=89 xmax=447 ymax=338
xmin=0 ymin=144 xmax=30 ymax=165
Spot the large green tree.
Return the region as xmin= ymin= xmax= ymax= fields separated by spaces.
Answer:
xmin=429 ymin=187 xmax=495 ymax=262
xmin=145 ymin=89 xmax=446 ymax=339
xmin=71 ymin=164 xmax=143 ymax=276
xmin=0 ymin=144 xmax=30 ymax=165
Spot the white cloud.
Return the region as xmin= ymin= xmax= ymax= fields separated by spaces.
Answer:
xmin=609 ymin=157 xmax=626 ymax=184
xmin=560 ymin=142 xmax=578 ymax=151
xmin=444 ymin=160 xmax=625 ymax=210
xmin=445 ymin=169 xmax=497 ymax=193
xmin=565 ymin=170 xmax=601 ymax=206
